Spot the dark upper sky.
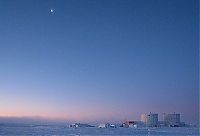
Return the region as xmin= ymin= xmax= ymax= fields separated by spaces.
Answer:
xmin=0 ymin=0 xmax=198 ymax=124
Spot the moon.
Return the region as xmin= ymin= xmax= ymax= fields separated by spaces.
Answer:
xmin=50 ymin=9 xmax=54 ymax=13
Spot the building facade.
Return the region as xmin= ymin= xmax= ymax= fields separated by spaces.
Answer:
xmin=141 ymin=113 xmax=158 ymax=127
xmin=163 ymin=113 xmax=181 ymax=127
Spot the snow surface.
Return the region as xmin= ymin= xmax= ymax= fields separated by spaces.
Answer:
xmin=0 ymin=124 xmax=199 ymax=136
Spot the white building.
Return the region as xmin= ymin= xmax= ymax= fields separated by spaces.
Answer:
xmin=98 ymin=123 xmax=114 ymax=128
xmin=98 ymin=124 xmax=106 ymax=128
xmin=141 ymin=113 xmax=158 ymax=127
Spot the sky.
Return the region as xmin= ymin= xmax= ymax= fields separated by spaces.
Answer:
xmin=0 ymin=0 xmax=199 ymax=124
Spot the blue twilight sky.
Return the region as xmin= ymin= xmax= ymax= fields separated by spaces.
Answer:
xmin=0 ymin=0 xmax=199 ymax=124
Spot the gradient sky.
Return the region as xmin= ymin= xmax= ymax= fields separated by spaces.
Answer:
xmin=0 ymin=0 xmax=199 ymax=124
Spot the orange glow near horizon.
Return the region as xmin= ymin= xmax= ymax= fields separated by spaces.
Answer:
xmin=0 ymin=106 xmax=122 ymax=121
xmin=0 ymin=106 xmax=135 ymax=122
xmin=0 ymin=95 xmax=143 ymax=122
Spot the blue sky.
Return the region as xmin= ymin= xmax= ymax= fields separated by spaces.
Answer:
xmin=0 ymin=0 xmax=199 ymax=124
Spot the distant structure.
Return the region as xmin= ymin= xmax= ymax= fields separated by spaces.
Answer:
xmin=163 ymin=112 xmax=181 ymax=127
xmin=69 ymin=123 xmax=94 ymax=128
xmin=98 ymin=123 xmax=116 ymax=128
xmin=141 ymin=113 xmax=158 ymax=127
xmin=122 ymin=121 xmax=137 ymax=128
